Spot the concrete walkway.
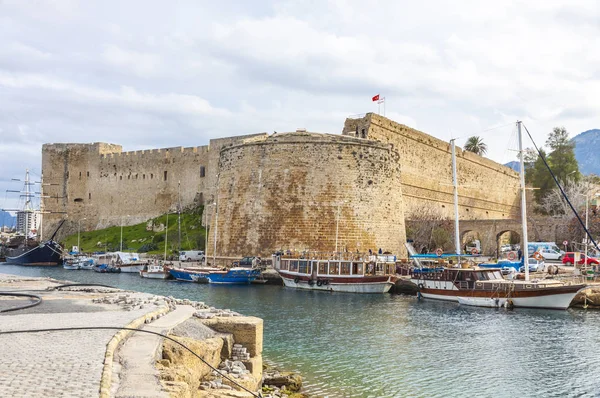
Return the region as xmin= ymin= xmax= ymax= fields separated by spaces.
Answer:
xmin=114 ymin=305 xmax=197 ymax=398
xmin=0 ymin=273 xmax=170 ymax=398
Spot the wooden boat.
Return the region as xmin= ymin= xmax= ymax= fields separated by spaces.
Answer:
xmin=139 ymin=262 xmax=170 ymax=279
xmin=200 ymin=267 xmax=261 ymax=285
xmin=273 ymin=252 xmax=397 ymax=294
xmin=411 ymin=266 xmax=588 ymax=310
xmin=166 ymin=265 xmax=220 ymax=282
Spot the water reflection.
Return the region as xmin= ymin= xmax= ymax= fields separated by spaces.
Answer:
xmin=2 ymin=265 xmax=600 ymax=397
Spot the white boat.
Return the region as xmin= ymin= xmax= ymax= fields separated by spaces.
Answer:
xmin=273 ymin=252 xmax=397 ymax=294
xmin=113 ymin=252 xmax=147 ymax=273
xmin=63 ymin=255 xmax=93 ymax=270
xmin=410 ymin=121 xmax=598 ymax=310
xmin=140 ymin=262 xmax=170 ymax=279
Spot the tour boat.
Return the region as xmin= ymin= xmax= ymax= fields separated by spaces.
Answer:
xmin=273 ymin=252 xmax=398 ymax=294
xmin=139 ymin=263 xmax=170 ymax=279
xmin=410 ymin=121 xmax=596 ymax=310
xmin=410 ymin=266 xmax=588 ymax=310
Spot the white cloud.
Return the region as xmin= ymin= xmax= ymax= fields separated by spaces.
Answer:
xmin=0 ymin=0 xmax=599 ymax=208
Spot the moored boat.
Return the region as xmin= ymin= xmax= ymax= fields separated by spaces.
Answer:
xmin=140 ymin=262 xmax=170 ymax=279
xmin=273 ymin=252 xmax=397 ymax=293
xmin=202 ymin=267 xmax=261 ymax=285
xmin=410 ymin=265 xmax=589 ymax=310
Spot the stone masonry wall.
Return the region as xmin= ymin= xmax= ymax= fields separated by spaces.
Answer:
xmin=343 ymin=113 xmax=521 ymax=221
xmin=208 ymin=132 xmax=407 ymax=258
xmin=41 ymin=135 xmax=267 ymax=240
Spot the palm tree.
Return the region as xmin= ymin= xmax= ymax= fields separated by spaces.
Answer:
xmin=464 ymin=136 xmax=487 ymax=156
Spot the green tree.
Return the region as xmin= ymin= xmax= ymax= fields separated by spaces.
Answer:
xmin=525 ymin=127 xmax=580 ymax=208
xmin=464 ymin=136 xmax=487 ymax=156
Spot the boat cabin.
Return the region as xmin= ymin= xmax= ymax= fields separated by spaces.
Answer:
xmin=273 ymin=252 xmax=396 ymax=277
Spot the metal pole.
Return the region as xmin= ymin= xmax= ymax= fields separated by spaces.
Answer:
xmin=212 ymin=174 xmax=220 ymax=267
xmin=204 ymin=205 xmax=209 ymax=266
xmin=585 ymin=194 xmax=589 ymax=262
xmin=451 ymin=139 xmax=461 ymax=261
xmin=517 ymin=121 xmax=530 ymax=281
xmin=120 ymin=217 xmax=123 ymax=252
xmin=335 ymin=203 xmax=340 ymax=255
xmin=177 ymin=181 xmax=181 ymax=253
xmin=164 ymin=213 xmax=168 ymax=261
xmin=77 ymin=219 xmax=81 ymax=252
xmin=383 ymin=97 xmax=386 ymax=117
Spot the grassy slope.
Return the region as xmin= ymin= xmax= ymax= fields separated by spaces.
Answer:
xmin=60 ymin=208 xmax=207 ymax=256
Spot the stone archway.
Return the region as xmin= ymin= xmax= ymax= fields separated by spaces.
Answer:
xmin=461 ymin=230 xmax=480 ymax=254
xmin=496 ymin=230 xmax=521 ymax=259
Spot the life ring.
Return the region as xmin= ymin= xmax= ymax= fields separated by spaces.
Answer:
xmin=533 ymin=252 xmax=543 ymax=261
xmin=507 ymin=251 xmax=517 ymax=261
xmin=418 ymin=283 xmax=424 ymax=290
xmin=316 ymin=280 xmax=323 ymax=287
xmin=293 ymin=277 xmax=300 ymax=284
xmin=470 ymin=248 xmax=478 ymax=255
xmin=435 ymin=248 xmax=443 ymax=257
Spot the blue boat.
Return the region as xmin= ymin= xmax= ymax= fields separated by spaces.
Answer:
xmin=168 ymin=268 xmax=203 ymax=282
xmin=479 ymin=259 xmax=521 ymax=272
xmin=203 ymin=267 xmax=261 ymax=285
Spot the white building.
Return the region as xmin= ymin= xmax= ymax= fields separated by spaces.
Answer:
xmin=16 ymin=210 xmax=40 ymax=236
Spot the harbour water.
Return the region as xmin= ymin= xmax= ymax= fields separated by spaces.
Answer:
xmin=2 ymin=264 xmax=600 ymax=397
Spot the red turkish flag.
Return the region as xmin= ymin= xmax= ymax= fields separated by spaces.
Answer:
xmin=372 ymin=94 xmax=380 ymax=102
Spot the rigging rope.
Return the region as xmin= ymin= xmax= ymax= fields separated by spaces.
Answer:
xmin=522 ymin=123 xmax=600 ymax=253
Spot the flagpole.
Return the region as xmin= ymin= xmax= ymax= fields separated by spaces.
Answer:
xmin=383 ymin=97 xmax=386 ymax=117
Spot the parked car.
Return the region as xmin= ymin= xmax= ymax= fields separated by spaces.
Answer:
xmin=519 ymin=258 xmax=546 ymax=273
xmin=179 ymin=250 xmax=204 ymax=262
xmin=562 ymin=252 xmax=600 ymax=266
xmin=538 ymin=248 xmax=563 ymax=261
xmin=500 ymin=244 xmax=512 ymax=253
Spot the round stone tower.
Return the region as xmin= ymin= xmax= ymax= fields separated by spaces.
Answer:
xmin=207 ymin=131 xmax=407 ymax=258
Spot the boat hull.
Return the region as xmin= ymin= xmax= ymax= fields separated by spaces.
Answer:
xmin=168 ymin=268 xmax=199 ymax=282
xmin=205 ymin=268 xmax=261 ymax=285
xmin=6 ymin=241 xmax=62 ymax=266
xmin=117 ymin=264 xmax=145 ymax=273
xmin=279 ymin=272 xmax=395 ymax=294
xmin=140 ymin=271 xmax=170 ymax=279
xmin=415 ymin=281 xmax=587 ymax=310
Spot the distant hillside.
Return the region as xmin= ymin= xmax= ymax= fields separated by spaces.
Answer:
xmin=504 ymin=161 xmax=520 ymax=172
xmin=503 ymin=129 xmax=600 ymax=176
xmin=572 ymin=129 xmax=600 ymax=175
xmin=0 ymin=210 xmax=15 ymax=228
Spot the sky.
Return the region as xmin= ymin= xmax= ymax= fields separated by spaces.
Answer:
xmin=1 ymin=0 xmax=599 ymax=211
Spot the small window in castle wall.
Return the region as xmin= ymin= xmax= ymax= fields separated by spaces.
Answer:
xmin=361 ymin=129 xmax=366 ymax=138
xmin=66 ymin=171 xmax=69 ymax=179
xmin=136 ymin=174 xmax=138 ymax=179
xmin=200 ymin=166 xmax=205 ymax=177
xmin=74 ymin=198 xmax=83 ymax=203
xmin=143 ymin=174 xmax=145 ymax=179
xmin=164 ymin=171 xmax=168 ymax=181
xmin=79 ymin=171 xmax=82 ymax=179
xmin=89 ymin=193 xmax=91 ymax=200
xmin=120 ymin=175 xmax=122 ymax=180
xmin=151 ymin=173 xmax=154 ymax=179
xmin=87 ymin=171 xmax=89 ymax=177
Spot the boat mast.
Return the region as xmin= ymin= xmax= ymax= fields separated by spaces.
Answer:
xmin=451 ymin=139 xmax=461 ymax=261
xmin=39 ymin=172 xmax=44 ymax=241
xmin=164 ymin=213 xmax=169 ymax=261
xmin=177 ymin=181 xmax=181 ymax=254
xmin=517 ymin=121 xmax=530 ymax=281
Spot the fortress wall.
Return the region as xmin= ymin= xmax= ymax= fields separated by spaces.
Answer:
xmin=42 ymin=134 xmax=270 ymax=240
xmin=343 ymin=114 xmax=520 ymax=220
xmin=210 ymin=132 xmax=407 ymax=258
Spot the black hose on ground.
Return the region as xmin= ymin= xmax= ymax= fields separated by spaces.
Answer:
xmin=0 ymin=292 xmax=42 ymax=313
xmin=0 ymin=326 xmax=262 ymax=397
xmin=50 ymin=283 xmax=119 ymax=290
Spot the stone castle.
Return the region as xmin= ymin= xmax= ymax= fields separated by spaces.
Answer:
xmin=41 ymin=113 xmax=521 ymax=258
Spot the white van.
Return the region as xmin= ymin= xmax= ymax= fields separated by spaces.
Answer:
xmin=179 ymin=250 xmax=205 ymax=262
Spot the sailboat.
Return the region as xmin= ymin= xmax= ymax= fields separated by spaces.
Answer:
xmin=5 ymin=170 xmax=65 ymax=266
xmin=409 ymin=121 xmax=593 ymax=310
